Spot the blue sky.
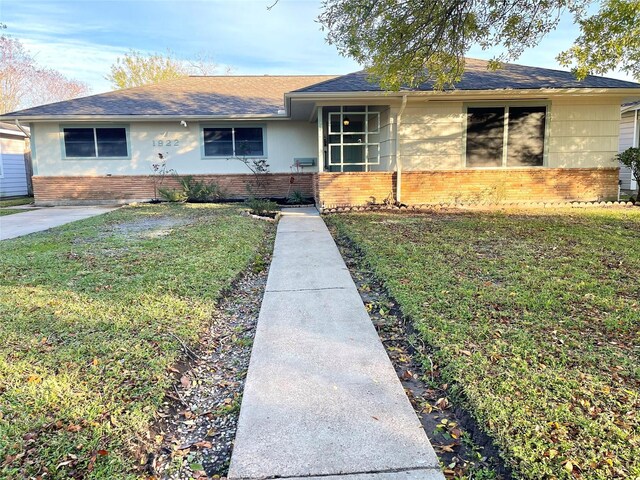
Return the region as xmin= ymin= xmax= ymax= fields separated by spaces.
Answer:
xmin=0 ymin=0 xmax=634 ymax=94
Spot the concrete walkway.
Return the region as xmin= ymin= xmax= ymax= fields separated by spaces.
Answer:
xmin=228 ymin=208 xmax=443 ymax=480
xmin=0 ymin=206 xmax=118 ymax=240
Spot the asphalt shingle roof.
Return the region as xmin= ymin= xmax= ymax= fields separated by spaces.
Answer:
xmin=3 ymin=75 xmax=337 ymax=118
xmin=4 ymin=60 xmax=638 ymax=119
xmin=294 ymin=59 xmax=640 ymax=93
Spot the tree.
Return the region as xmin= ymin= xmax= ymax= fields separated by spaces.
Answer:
xmin=0 ymin=34 xmax=90 ymax=114
xmin=106 ymin=50 xmax=223 ymax=89
xmin=616 ymin=147 xmax=640 ymax=203
xmin=318 ymin=0 xmax=639 ymax=91
xmin=106 ymin=50 xmax=187 ymax=89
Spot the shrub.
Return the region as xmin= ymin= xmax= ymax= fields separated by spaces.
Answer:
xmin=178 ymin=176 xmax=224 ymax=203
xmin=616 ymin=147 xmax=640 ymax=202
xmin=158 ymin=187 xmax=187 ymax=203
xmin=287 ymin=189 xmax=308 ymax=205
xmin=244 ymin=198 xmax=278 ymax=216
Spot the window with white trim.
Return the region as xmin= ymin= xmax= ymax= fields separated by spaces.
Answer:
xmin=466 ymin=106 xmax=546 ymax=168
xmin=327 ymin=106 xmax=380 ymax=172
xmin=63 ymin=127 xmax=128 ymax=158
xmin=203 ymin=127 xmax=264 ymax=157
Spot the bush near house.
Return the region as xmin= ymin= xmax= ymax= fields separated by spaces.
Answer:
xmin=326 ymin=208 xmax=640 ymax=480
xmin=0 ymin=203 xmax=273 ymax=479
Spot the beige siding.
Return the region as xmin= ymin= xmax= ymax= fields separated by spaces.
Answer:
xmin=395 ymin=97 xmax=623 ymax=171
xmin=547 ymin=97 xmax=621 ymax=168
xmin=399 ymin=102 xmax=464 ymax=170
xmin=33 ymin=120 xmax=318 ymax=176
xmin=371 ymin=106 xmax=393 ymax=172
xmin=618 ymin=110 xmax=638 ymax=190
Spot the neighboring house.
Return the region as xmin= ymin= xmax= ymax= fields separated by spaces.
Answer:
xmin=0 ymin=122 xmax=31 ymax=198
xmin=2 ymin=59 xmax=640 ymax=207
xmin=619 ymin=101 xmax=639 ymax=191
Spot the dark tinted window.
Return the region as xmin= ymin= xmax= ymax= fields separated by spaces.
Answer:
xmin=203 ymin=128 xmax=233 ymax=156
xmin=234 ymin=128 xmax=264 ymax=156
xmin=507 ymin=107 xmax=546 ymax=166
xmin=64 ymin=128 xmax=96 ymax=157
xmin=466 ymin=108 xmax=505 ymax=167
xmin=96 ymin=128 xmax=128 ymax=157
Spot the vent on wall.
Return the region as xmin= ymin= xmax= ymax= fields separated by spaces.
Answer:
xmin=294 ymin=157 xmax=316 ymax=167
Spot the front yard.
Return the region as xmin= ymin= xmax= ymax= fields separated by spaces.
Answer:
xmin=0 ymin=204 xmax=273 ymax=479
xmin=326 ymin=208 xmax=640 ymax=480
xmin=0 ymin=196 xmax=33 ymax=216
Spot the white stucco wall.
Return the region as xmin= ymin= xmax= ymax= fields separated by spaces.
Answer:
xmin=32 ymin=120 xmax=318 ymax=176
xmin=397 ymin=96 xmax=623 ymax=171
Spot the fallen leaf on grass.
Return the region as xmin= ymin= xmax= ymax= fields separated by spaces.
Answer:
xmin=435 ymin=397 xmax=450 ymax=410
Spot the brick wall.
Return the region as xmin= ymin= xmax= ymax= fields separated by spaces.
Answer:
xmin=33 ymin=173 xmax=314 ymax=205
xmin=317 ymin=168 xmax=619 ymax=207
xmin=316 ymin=172 xmax=396 ymax=207
xmin=33 ymin=168 xmax=619 ymax=206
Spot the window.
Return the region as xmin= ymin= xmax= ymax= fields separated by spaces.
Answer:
xmin=63 ymin=127 xmax=128 ymax=158
xmin=203 ymin=126 xmax=264 ymax=157
xmin=466 ymin=106 xmax=546 ymax=168
xmin=326 ymin=106 xmax=380 ymax=172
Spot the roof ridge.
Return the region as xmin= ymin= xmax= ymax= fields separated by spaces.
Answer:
xmin=187 ymin=74 xmax=338 ymax=78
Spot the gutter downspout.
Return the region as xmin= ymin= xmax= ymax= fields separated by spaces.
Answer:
xmin=395 ymin=95 xmax=408 ymax=204
xmin=15 ymin=119 xmax=31 ymax=138
xmin=633 ymin=109 xmax=639 ymax=192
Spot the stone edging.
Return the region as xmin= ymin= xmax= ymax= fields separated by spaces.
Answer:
xmin=320 ymin=200 xmax=638 ymax=214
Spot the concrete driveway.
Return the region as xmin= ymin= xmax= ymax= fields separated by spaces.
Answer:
xmin=0 ymin=206 xmax=119 ymax=240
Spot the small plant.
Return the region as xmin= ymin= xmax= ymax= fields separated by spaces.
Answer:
xmin=150 ymin=153 xmax=176 ymax=203
xmin=237 ymin=157 xmax=271 ymax=197
xmin=178 ymin=175 xmax=224 ymax=203
xmin=158 ymin=188 xmax=187 ymax=203
xmin=244 ymin=198 xmax=278 ymax=216
xmin=287 ymin=189 xmax=307 ymax=205
xmin=616 ymin=147 xmax=640 ymax=204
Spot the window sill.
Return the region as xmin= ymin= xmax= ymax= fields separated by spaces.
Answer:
xmin=63 ymin=156 xmax=131 ymax=161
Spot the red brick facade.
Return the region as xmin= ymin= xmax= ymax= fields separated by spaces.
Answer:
xmin=33 ymin=168 xmax=619 ymax=206
xmin=32 ymin=173 xmax=315 ymax=205
xmin=316 ymin=168 xmax=619 ymax=207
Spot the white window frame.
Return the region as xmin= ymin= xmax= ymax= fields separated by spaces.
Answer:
xmin=201 ymin=124 xmax=267 ymax=158
xmin=60 ymin=125 xmax=131 ymax=160
xmin=462 ymin=102 xmax=550 ymax=169
xmin=327 ymin=106 xmax=381 ymax=172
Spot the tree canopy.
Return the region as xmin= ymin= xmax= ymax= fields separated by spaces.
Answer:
xmin=106 ymin=50 xmax=224 ymax=89
xmin=0 ymin=31 xmax=90 ymax=114
xmin=318 ymin=0 xmax=640 ymax=90
xmin=106 ymin=50 xmax=187 ymax=89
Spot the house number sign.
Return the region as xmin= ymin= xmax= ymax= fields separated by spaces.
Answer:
xmin=152 ymin=139 xmax=180 ymax=147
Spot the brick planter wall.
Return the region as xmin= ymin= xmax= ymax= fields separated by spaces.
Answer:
xmin=317 ymin=168 xmax=619 ymax=207
xmin=33 ymin=173 xmax=314 ymax=205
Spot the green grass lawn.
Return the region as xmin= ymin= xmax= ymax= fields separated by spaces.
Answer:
xmin=0 ymin=203 xmax=273 ymax=479
xmin=0 ymin=196 xmax=33 ymax=208
xmin=0 ymin=209 xmax=24 ymax=216
xmin=326 ymin=208 xmax=640 ymax=480
xmin=0 ymin=196 xmax=34 ymax=216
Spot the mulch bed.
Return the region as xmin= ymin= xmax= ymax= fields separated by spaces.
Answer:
xmin=147 ymin=267 xmax=268 ymax=479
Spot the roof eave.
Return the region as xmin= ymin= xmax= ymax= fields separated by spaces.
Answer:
xmin=0 ymin=113 xmax=291 ymax=123
xmin=287 ymin=87 xmax=640 ymax=101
